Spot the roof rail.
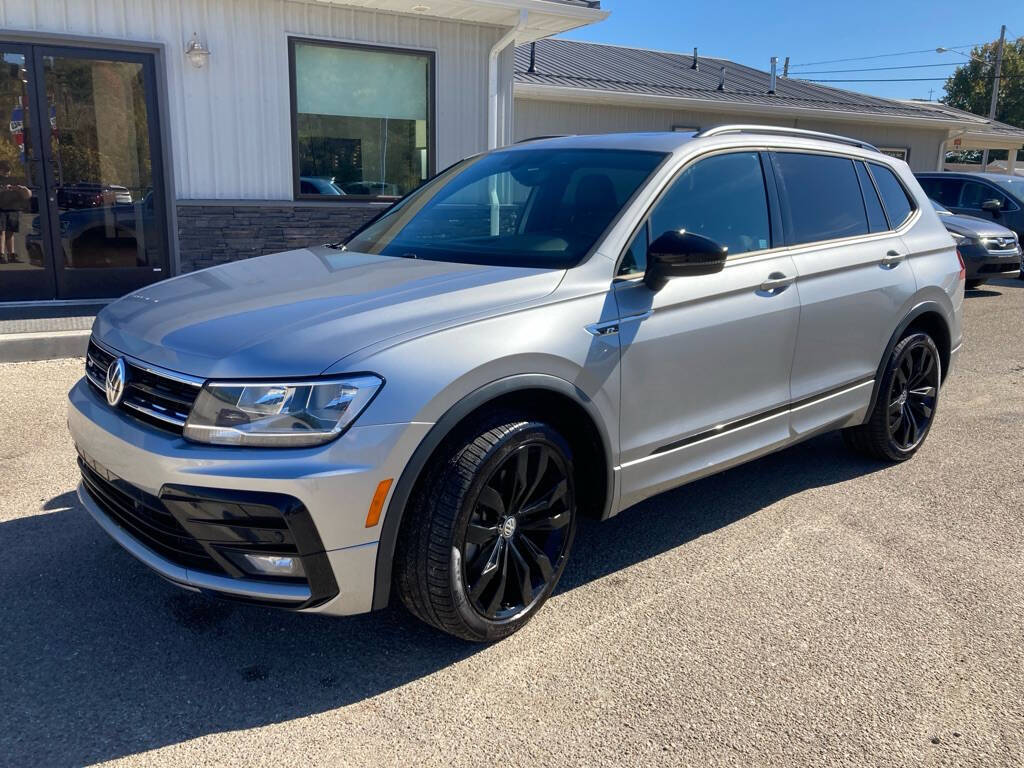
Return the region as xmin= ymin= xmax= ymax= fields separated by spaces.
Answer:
xmin=515 ymin=135 xmax=568 ymax=144
xmin=696 ymin=125 xmax=880 ymax=153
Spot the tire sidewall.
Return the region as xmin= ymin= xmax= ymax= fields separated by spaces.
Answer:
xmin=449 ymin=422 xmax=577 ymax=641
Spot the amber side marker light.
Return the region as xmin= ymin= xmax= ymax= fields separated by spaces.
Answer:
xmin=365 ymin=478 xmax=394 ymax=528
xmin=956 ymin=248 xmax=966 ymax=282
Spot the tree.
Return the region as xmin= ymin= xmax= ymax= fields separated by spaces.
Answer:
xmin=942 ymin=36 xmax=1024 ymax=129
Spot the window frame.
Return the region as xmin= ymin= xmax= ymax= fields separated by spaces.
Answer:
xmin=614 ymin=147 xmax=783 ymax=278
xmin=287 ymin=36 xmax=437 ymax=203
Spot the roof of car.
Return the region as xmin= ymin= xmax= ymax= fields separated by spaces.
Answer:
xmin=508 ymin=132 xmax=697 ymax=152
xmin=916 ymin=171 xmax=1022 ymax=183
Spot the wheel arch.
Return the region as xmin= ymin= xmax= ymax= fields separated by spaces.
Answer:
xmin=370 ymin=374 xmax=614 ymax=611
xmin=864 ymin=301 xmax=952 ymax=418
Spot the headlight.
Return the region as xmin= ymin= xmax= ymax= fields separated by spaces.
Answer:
xmin=949 ymin=232 xmax=967 ymax=244
xmin=183 ymin=374 xmax=383 ymax=447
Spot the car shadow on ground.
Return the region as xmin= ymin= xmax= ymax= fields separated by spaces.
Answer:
xmin=0 ymin=432 xmax=887 ymax=766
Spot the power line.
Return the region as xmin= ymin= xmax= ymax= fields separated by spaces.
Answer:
xmin=788 ymin=43 xmax=985 ymax=69
xmin=795 ymin=62 xmax=961 ymax=75
xmin=803 ymin=74 xmax=1024 ymax=83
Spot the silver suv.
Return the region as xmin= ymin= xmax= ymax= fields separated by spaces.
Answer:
xmin=70 ymin=126 xmax=964 ymax=641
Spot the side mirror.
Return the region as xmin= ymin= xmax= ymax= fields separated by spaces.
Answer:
xmin=644 ymin=230 xmax=728 ymax=290
xmin=981 ymin=198 xmax=1003 ymax=214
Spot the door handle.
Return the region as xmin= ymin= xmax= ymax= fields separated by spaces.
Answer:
xmin=759 ymin=272 xmax=795 ymax=293
xmin=880 ymin=250 xmax=905 ymax=268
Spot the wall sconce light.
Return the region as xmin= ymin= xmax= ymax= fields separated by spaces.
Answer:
xmin=185 ymin=33 xmax=211 ymax=69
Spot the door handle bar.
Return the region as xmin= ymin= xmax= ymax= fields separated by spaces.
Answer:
xmin=759 ymin=274 xmax=795 ymax=292
xmin=880 ymin=250 xmax=905 ymax=268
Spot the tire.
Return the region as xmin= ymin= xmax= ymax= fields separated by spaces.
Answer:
xmin=842 ymin=332 xmax=941 ymax=462
xmin=965 ymin=278 xmax=986 ymax=290
xmin=394 ymin=414 xmax=577 ymax=642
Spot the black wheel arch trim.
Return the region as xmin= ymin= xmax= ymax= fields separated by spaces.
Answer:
xmin=370 ymin=373 xmax=614 ymax=611
xmin=864 ymin=300 xmax=952 ymax=420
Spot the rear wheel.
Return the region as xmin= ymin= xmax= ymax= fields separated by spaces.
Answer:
xmin=843 ymin=332 xmax=941 ymax=462
xmin=394 ymin=415 xmax=577 ymax=642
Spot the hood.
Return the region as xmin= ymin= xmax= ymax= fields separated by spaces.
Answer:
xmin=938 ymin=212 xmax=1017 ymax=239
xmin=93 ymin=246 xmax=564 ymax=378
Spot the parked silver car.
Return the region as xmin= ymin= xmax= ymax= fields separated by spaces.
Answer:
xmin=69 ymin=126 xmax=964 ymax=641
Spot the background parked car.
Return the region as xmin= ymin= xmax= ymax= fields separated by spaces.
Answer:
xmin=930 ymin=200 xmax=1021 ymax=289
xmin=298 ymin=176 xmax=345 ymax=196
xmin=917 ymin=171 xmax=1024 ymax=281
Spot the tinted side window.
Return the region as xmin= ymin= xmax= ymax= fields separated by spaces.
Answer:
xmin=648 ymin=152 xmax=771 ymax=260
xmin=870 ymin=164 xmax=915 ymax=228
xmin=958 ymin=181 xmax=1008 ymax=210
xmin=773 ymin=153 xmax=868 ymax=245
xmin=918 ymin=177 xmax=962 ymax=207
xmin=856 ymin=161 xmax=889 ymax=232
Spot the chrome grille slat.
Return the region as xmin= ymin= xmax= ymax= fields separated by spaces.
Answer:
xmin=85 ymin=338 xmax=202 ymax=434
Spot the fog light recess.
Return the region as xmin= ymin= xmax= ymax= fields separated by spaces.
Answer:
xmin=242 ymin=554 xmax=305 ymax=578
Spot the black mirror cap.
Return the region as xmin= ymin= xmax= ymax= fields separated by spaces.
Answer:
xmin=981 ymin=198 xmax=1003 ymax=213
xmin=644 ymin=230 xmax=728 ymax=290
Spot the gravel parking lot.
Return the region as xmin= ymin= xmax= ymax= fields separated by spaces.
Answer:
xmin=1 ymin=279 xmax=1022 ymax=767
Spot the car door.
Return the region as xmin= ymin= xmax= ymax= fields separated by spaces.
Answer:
xmin=774 ymin=152 xmax=918 ymax=437
xmin=614 ymin=150 xmax=801 ymax=509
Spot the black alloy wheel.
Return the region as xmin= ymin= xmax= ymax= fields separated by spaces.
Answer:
xmin=886 ymin=340 xmax=939 ymax=452
xmin=394 ymin=417 xmax=578 ymax=642
xmin=461 ymin=443 xmax=573 ymax=621
xmin=843 ymin=331 xmax=942 ymax=462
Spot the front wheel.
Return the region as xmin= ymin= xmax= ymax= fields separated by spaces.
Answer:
xmin=843 ymin=332 xmax=941 ymax=462
xmin=394 ymin=416 xmax=577 ymax=642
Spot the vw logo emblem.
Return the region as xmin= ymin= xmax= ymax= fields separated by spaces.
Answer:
xmin=500 ymin=517 xmax=517 ymax=539
xmin=105 ymin=357 xmax=127 ymax=407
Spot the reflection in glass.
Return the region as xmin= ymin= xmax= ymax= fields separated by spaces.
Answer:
xmin=0 ymin=51 xmax=44 ymax=274
xmin=293 ymin=42 xmax=430 ymax=198
xmin=44 ymin=55 xmax=161 ymax=270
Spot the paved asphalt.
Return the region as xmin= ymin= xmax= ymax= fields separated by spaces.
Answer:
xmin=1 ymin=279 xmax=1022 ymax=767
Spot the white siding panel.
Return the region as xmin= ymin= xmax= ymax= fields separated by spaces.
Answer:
xmin=0 ymin=0 xmax=514 ymax=198
xmin=515 ymin=98 xmax=948 ymax=172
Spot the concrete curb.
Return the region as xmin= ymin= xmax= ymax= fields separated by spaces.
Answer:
xmin=0 ymin=330 xmax=90 ymax=363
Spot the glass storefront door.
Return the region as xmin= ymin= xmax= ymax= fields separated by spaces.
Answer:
xmin=0 ymin=43 xmax=168 ymax=301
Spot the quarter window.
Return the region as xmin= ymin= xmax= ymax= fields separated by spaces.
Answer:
xmin=869 ymin=164 xmax=915 ymax=228
xmin=773 ymin=153 xmax=868 ymax=245
xmin=856 ymin=162 xmax=889 ymax=233
xmin=290 ymin=39 xmax=432 ymax=200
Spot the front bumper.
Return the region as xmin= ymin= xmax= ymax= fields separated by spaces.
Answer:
xmin=68 ymin=377 xmax=430 ymax=615
xmin=959 ymin=242 xmax=1022 ymax=280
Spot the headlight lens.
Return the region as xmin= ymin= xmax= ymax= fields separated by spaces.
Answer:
xmin=949 ymin=231 xmax=967 ymax=244
xmin=183 ymin=374 xmax=383 ymax=447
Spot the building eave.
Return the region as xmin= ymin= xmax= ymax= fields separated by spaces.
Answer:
xmin=311 ymin=0 xmax=607 ymax=40
xmin=513 ymin=82 xmax=994 ymax=133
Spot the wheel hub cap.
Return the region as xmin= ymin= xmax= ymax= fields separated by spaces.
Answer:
xmin=500 ymin=516 xmax=517 ymax=539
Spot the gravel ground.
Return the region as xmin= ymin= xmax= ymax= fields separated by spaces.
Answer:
xmin=1 ymin=279 xmax=1022 ymax=767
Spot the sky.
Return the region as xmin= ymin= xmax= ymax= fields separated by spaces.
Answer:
xmin=560 ymin=0 xmax=1022 ymax=102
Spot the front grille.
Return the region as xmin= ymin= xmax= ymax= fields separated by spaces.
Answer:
xmin=982 ymin=237 xmax=1020 ymax=253
xmin=79 ymin=454 xmax=224 ymax=574
xmin=85 ymin=339 xmax=202 ymax=434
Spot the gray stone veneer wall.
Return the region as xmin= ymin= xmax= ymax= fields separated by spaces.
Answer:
xmin=176 ymin=201 xmax=390 ymax=273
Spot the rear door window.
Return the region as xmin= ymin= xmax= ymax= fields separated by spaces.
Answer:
xmin=772 ymin=152 xmax=869 ymax=245
xmin=917 ymin=176 xmax=962 ymax=208
xmin=855 ymin=161 xmax=889 ymax=232
xmin=869 ymin=163 xmax=915 ymax=228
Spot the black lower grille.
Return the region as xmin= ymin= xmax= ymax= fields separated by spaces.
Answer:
xmin=85 ymin=339 xmax=201 ymax=434
xmin=78 ymin=453 xmax=339 ymax=607
xmin=79 ymin=455 xmax=223 ymax=574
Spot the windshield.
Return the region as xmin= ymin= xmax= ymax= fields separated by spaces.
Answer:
xmin=930 ymin=199 xmax=951 ymax=215
xmin=343 ymin=148 xmax=667 ymax=268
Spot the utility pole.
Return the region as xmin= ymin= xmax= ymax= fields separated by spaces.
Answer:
xmin=982 ymin=24 xmax=1006 ymax=171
